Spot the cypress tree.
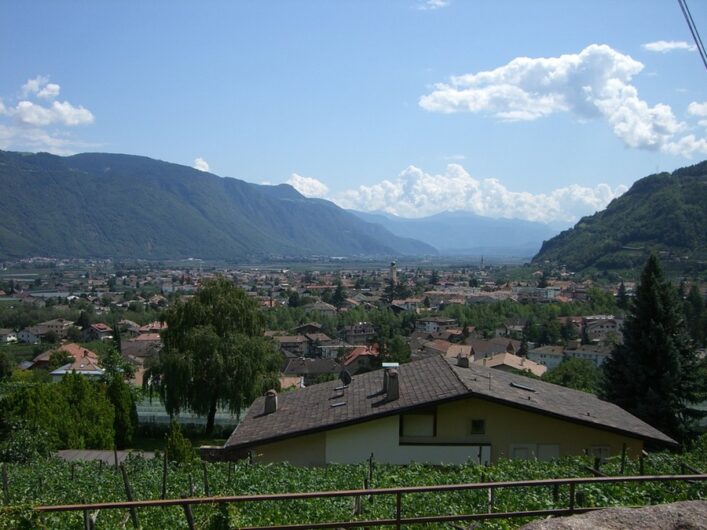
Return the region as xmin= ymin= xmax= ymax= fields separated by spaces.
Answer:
xmin=602 ymin=255 xmax=707 ymax=445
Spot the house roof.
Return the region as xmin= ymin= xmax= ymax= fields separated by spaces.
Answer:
xmin=222 ymin=356 xmax=675 ymax=454
xmin=474 ymin=352 xmax=547 ymax=377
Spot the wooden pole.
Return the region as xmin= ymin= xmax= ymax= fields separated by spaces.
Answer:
xmin=202 ymin=462 xmax=210 ymax=496
xmin=620 ymin=443 xmax=627 ymax=475
xmin=161 ymin=450 xmax=168 ymax=500
xmin=119 ymin=464 xmax=139 ymax=528
xmin=182 ymin=496 xmax=195 ymax=530
xmin=2 ymin=463 xmax=9 ymax=504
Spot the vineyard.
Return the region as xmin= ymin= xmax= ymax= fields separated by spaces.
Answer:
xmin=1 ymin=447 xmax=706 ymax=529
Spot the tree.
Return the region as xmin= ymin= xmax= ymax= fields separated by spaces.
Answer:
xmin=542 ymin=358 xmax=603 ymax=394
xmin=602 ymin=255 xmax=707 ymax=445
xmin=105 ymin=376 xmax=138 ymax=449
xmin=684 ymin=285 xmax=705 ymax=347
xmin=331 ymin=282 xmax=347 ymax=309
xmin=616 ymin=281 xmax=629 ymax=310
xmin=0 ymin=350 xmax=13 ymax=381
xmin=147 ymin=278 xmax=281 ymax=434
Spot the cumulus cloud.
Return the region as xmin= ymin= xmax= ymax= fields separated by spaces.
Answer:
xmin=419 ymin=44 xmax=706 ymax=157
xmin=0 ymin=76 xmax=95 ymax=154
xmin=417 ymin=0 xmax=450 ymax=10
xmin=332 ymin=164 xmax=627 ymax=224
xmin=193 ymin=157 xmax=210 ymax=172
xmin=688 ymin=101 xmax=707 ymax=128
xmin=642 ymin=40 xmax=696 ymax=53
xmin=286 ymin=173 xmax=329 ymax=198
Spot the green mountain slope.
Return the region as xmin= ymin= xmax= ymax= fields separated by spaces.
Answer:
xmin=0 ymin=150 xmax=435 ymax=260
xmin=533 ymin=161 xmax=707 ymax=271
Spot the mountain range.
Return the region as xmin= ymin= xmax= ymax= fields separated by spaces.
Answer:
xmin=0 ymin=150 xmax=434 ymax=260
xmin=533 ymin=161 xmax=707 ymax=272
xmin=352 ymin=210 xmax=558 ymax=258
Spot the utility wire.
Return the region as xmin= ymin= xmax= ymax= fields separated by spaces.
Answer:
xmin=677 ymin=0 xmax=707 ymax=71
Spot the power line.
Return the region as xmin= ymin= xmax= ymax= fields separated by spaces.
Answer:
xmin=677 ymin=0 xmax=707 ymax=71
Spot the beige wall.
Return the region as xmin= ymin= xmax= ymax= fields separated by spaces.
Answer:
xmin=435 ymin=398 xmax=643 ymax=461
xmin=325 ymin=416 xmax=490 ymax=465
xmin=254 ymin=431 xmax=326 ymax=466
xmin=249 ymin=396 xmax=644 ymax=466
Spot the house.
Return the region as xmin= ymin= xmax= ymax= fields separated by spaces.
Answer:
xmin=564 ymin=344 xmax=612 ymax=368
xmin=302 ymin=301 xmax=337 ymax=316
xmin=31 ymin=343 xmax=104 ymax=381
xmin=0 ymin=329 xmax=17 ymax=343
xmin=466 ymin=338 xmax=520 ymax=358
xmin=583 ymin=315 xmax=623 ymax=344
xmin=37 ymin=318 xmax=75 ymax=339
xmin=274 ymin=335 xmax=309 ymax=356
xmin=138 ymin=321 xmax=168 ymax=333
xmin=82 ymin=323 xmax=113 ymax=342
xmin=203 ymin=356 xmax=674 ymax=466
xmin=342 ymin=322 xmax=376 ymax=345
xmin=282 ymin=357 xmax=341 ymax=386
xmin=527 ymin=345 xmax=565 ymax=370
xmin=474 ymin=352 xmax=547 ymax=377
xmin=17 ymin=326 xmax=46 ymax=344
xmin=415 ymin=317 xmax=457 ymax=334
xmin=342 ymin=345 xmax=380 ymax=373
xmin=294 ymin=322 xmax=323 ymax=335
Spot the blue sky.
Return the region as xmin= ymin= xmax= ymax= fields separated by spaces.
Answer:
xmin=1 ymin=0 xmax=705 ymax=225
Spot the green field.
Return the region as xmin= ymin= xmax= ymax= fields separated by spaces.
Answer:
xmin=1 ymin=448 xmax=705 ymax=529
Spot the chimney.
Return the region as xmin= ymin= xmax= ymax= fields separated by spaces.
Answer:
xmin=264 ymin=390 xmax=278 ymax=414
xmin=383 ymin=370 xmax=389 ymax=393
xmin=457 ymin=355 xmax=469 ymax=368
xmin=387 ymin=369 xmax=399 ymax=401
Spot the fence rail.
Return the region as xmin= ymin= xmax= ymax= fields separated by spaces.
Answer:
xmin=33 ymin=473 xmax=707 ymax=529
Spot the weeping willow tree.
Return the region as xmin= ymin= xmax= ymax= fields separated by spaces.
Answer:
xmin=147 ymin=278 xmax=281 ymax=434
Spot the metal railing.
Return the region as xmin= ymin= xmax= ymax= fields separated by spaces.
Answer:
xmin=32 ymin=473 xmax=707 ymax=529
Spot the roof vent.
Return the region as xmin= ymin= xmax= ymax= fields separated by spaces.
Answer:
xmin=264 ymin=389 xmax=278 ymax=414
xmin=510 ymin=381 xmax=536 ymax=393
xmin=457 ymin=355 xmax=469 ymax=368
xmin=387 ymin=369 xmax=399 ymax=401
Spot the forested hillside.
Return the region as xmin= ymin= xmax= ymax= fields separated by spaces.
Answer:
xmin=533 ymin=161 xmax=707 ymax=272
xmin=0 ymin=150 xmax=434 ymax=260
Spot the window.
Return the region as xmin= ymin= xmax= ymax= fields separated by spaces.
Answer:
xmin=588 ymin=446 xmax=610 ymax=461
xmin=470 ymin=419 xmax=485 ymax=435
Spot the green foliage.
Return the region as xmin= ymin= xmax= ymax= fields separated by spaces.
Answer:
xmin=46 ymin=349 xmax=71 ymax=371
xmin=0 ymin=350 xmax=13 ymax=381
xmin=542 ymin=358 xmax=603 ymax=394
xmin=0 ymin=450 xmax=705 ymax=529
xmin=684 ymin=284 xmax=706 ymax=347
xmin=148 ymin=278 xmax=281 ymax=433
xmin=0 ymin=420 xmax=51 ymax=463
xmin=603 ymin=255 xmax=707 ymax=445
xmin=105 ymin=376 xmax=138 ymax=449
xmin=0 ymin=374 xmax=115 ymax=451
xmin=165 ymin=420 xmax=195 ymax=464
xmin=534 ymin=162 xmax=707 ymax=272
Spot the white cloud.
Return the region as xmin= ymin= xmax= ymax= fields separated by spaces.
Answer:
xmin=193 ymin=157 xmax=210 ymax=172
xmin=642 ymin=40 xmax=696 ymax=53
xmin=286 ymin=173 xmax=329 ymax=198
xmin=0 ymin=76 xmax=95 ymax=154
xmin=419 ymin=44 xmax=706 ymax=157
xmin=687 ymin=101 xmax=707 ymax=129
xmin=21 ymin=76 xmax=49 ymax=97
xmin=331 ymin=164 xmax=627 ymax=224
xmin=37 ymin=83 xmax=60 ymax=100
xmin=417 ymin=0 xmax=450 ymax=10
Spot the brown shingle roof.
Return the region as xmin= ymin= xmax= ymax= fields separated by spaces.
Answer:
xmin=226 ymin=356 xmax=464 ymax=451
xmin=223 ymin=356 xmax=675 ymax=453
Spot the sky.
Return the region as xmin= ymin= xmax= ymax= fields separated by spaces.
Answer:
xmin=1 ymin=0 xmax=705 ymax=227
